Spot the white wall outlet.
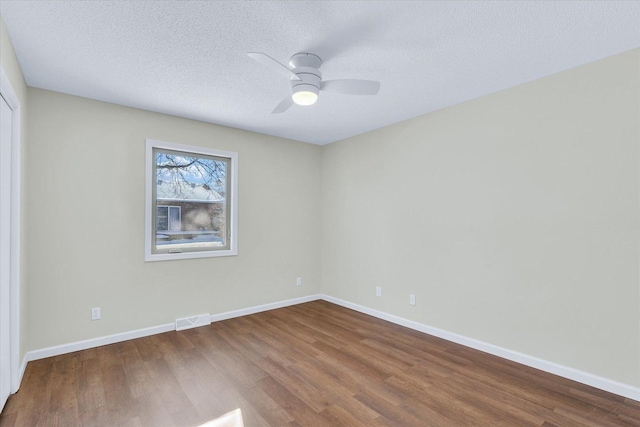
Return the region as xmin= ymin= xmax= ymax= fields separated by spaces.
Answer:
xmin=410 ymin=294 xmax=416 ymax=305
xmin=296 ymin=277 xmax=302 ymax=286
xmin=376 ymin=286 xmax=382 ymax=297
xmin=91 ymin=307 xmax=101 ymax=320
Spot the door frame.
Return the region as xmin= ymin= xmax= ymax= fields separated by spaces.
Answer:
xmin=0 ymin=65 xmax=22 ymax=394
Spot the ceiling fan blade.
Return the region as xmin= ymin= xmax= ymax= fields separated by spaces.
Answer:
xmin=247 ymin=52 xmax=301 ymax=81
xmin=271 ymin=96 xmax=293 ymax=114
xmin=320 ymin=79 xmax=380 ymax=95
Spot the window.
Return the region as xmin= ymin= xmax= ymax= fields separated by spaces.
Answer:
xmin=145 ymin=139 xmax=238 ymax=261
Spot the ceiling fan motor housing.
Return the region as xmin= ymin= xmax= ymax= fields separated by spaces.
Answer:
xmin=289 ymin=53 xmax=322 ymax=99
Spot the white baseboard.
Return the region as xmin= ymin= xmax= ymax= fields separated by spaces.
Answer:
xmin=321 ymin=295 xmax=640 ymax=402
xmin=12 ymin=355 xmax=28 ymax=393
xmin=26 ymin=322 xmax=175 ymax=362
xmin=20 ymin=293 xmax=639 ymax=402
xmin=209 ymin=294 xmax=322 ymax=322
xmin=25 ymin=294 xmax=323 ymax=364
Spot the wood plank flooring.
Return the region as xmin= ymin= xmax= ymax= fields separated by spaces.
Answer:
xmin=1 ymin=300 xmax=638 ymax=426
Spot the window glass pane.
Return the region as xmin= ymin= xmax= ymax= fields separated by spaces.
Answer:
xmin=153 ymin=148 xmax=229 ymax=254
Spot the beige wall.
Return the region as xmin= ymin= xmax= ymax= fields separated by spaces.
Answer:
xmin=321 ymin=49 xmax=640 ymax=387
xmin=0 ymin=16 xmax=28 ymax=363
xmin=26 ymin=88 xmax=321 ymax=350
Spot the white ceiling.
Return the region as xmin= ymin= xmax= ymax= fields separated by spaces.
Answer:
xmin=1 ymin=1 xmax=639 ymax=145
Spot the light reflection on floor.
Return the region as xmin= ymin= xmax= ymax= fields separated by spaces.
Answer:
xmin=196 ymin=408 xmax=244 ymax=427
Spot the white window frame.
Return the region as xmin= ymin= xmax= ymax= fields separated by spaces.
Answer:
xmin=145 ymin=139 xmax=238 ymax=262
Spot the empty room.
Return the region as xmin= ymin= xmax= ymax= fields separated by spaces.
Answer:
xmin=0 ymin=1 xmax=639 ymax=426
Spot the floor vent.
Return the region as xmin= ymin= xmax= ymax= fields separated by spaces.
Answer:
xmin=175 ymin=313 xmax=211 ymax=331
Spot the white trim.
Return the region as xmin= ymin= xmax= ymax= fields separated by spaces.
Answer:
xmin=18 ymin=293 xmax=639 ymax=402
xmin=17 ymin=355 xmax=26 ymax=387
xmin=0 ymin=66 xmax=21 ymax=395
xmin=321 ymin=295 xmax=640 ymax=402
xmin=24 ymin=294 xmax=321 ymax=362
xmin=26 ymin=323 xmax=175 ymax=362
xmin=145 ymin=139 xmax=239 ymax=262
xmin=209 ymin=294 xmax=322 ymax=322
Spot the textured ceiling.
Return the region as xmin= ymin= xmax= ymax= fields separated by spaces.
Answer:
xmin=1 ymin=1 xmax=639 ymax=145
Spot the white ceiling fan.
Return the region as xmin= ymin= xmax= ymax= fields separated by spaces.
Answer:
xmin=247 ymin=52 xmax=380 ymax=113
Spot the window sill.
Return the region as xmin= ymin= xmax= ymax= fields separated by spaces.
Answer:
xmin=145 ymin=248 xmax=237 ymax=262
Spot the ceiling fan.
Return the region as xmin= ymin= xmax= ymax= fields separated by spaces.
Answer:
xmin=247 ymin=52 xmax=380 ymax=113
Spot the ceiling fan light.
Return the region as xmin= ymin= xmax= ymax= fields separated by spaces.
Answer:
xmin=291 ymin=84 xmax=319 ymax=106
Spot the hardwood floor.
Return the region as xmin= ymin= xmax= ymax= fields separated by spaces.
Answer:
xmin=1 ymin=300 xmax=638 ymax=426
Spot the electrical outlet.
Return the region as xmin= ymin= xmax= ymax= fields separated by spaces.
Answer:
xmin=410 ymin=294 xmax=416 ymax=305
xmin=296 ymin=277 xmax=302 ymax=286
xmin=376 ymin=286 xmax=382 ymax=297
xmin=91 ymin=307 xmax=101 ymax=320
